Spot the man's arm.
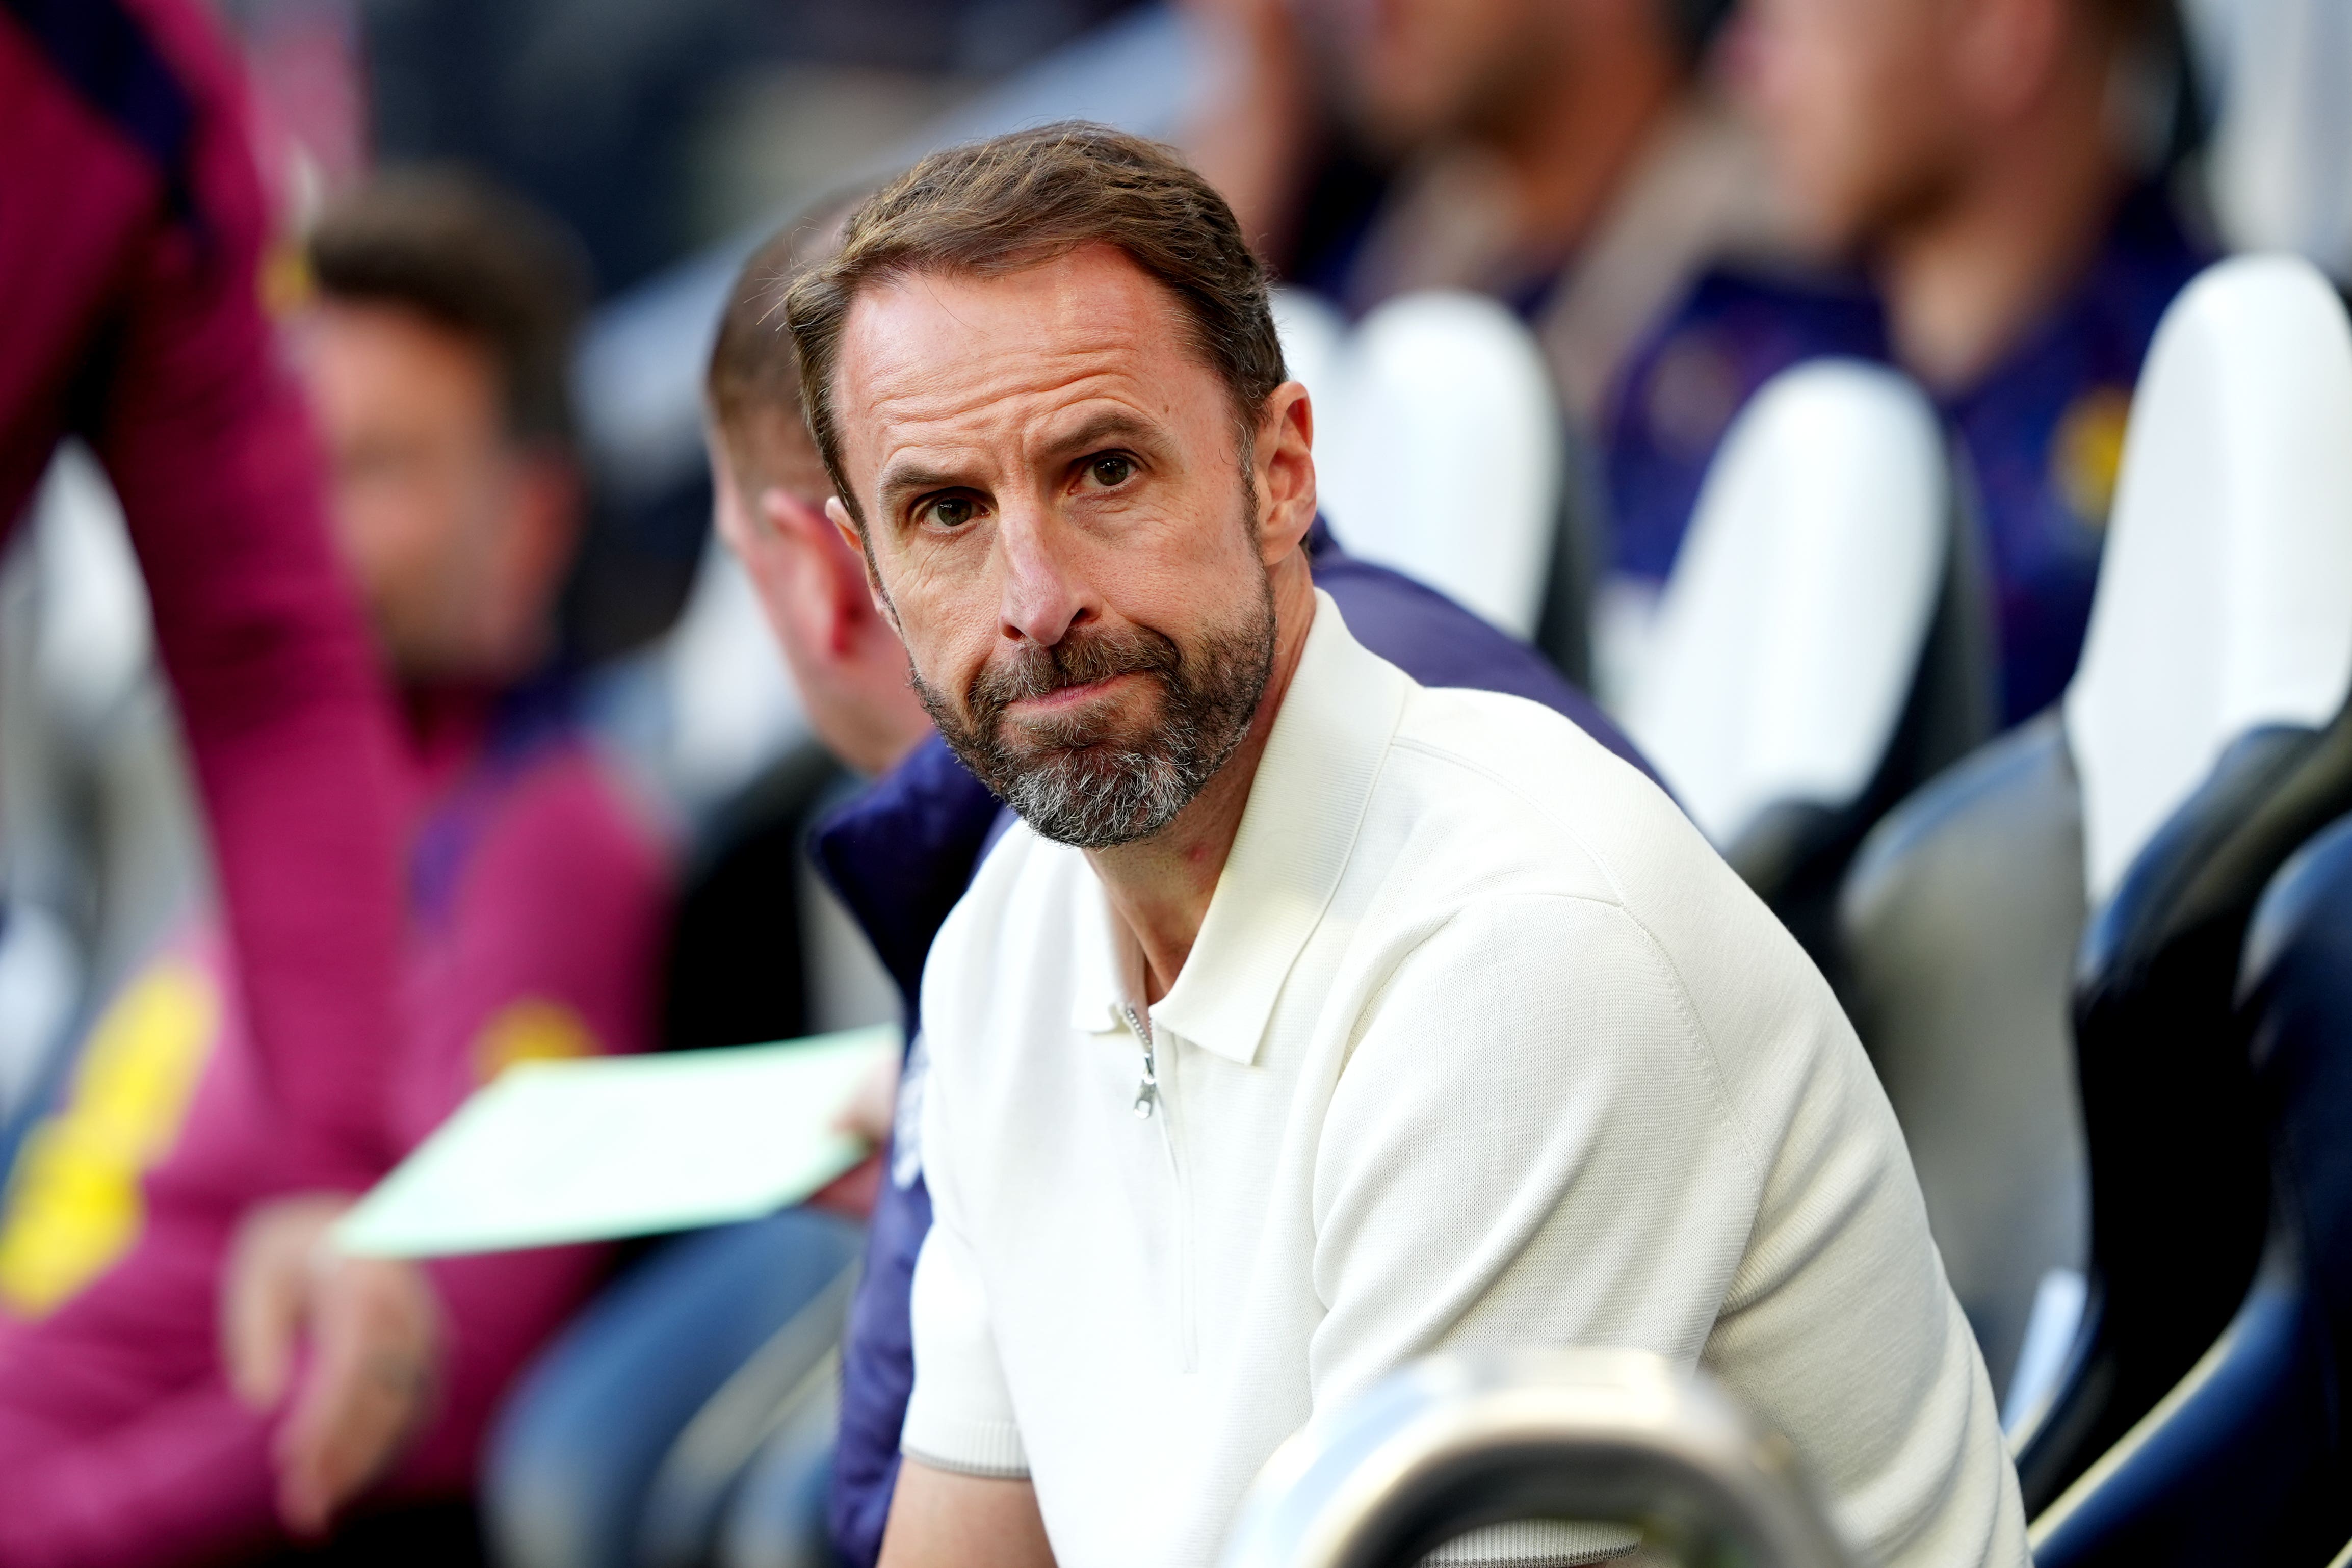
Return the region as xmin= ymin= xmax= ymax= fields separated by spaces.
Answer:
xmin=221 ymin=1194 xmax=441 ymax=1536
xmin=891 ymin=961 xmax=1056 ymax=1566
xmin=878 ymin=1461 xmax=1055 ymax=1568
xmin=1312 ymin=891 xmax=2021 ymax=1567
xmin=93 ymin=0 xmax=406 ymax=1181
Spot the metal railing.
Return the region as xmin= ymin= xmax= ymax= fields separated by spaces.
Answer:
xmin=1219 ymin=1348 xmax=1853 ymax=1568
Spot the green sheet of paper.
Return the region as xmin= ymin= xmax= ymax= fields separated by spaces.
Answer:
xmin=335 ymin=1025 xmax=899 ymax=1258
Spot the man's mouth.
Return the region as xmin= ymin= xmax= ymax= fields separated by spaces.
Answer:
xmin=1006 ymin=671 xmax=1142 ymax=715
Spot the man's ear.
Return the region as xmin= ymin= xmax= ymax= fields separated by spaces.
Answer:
xmin=826 ymin=495 xmax=898 ymax=631
xmin=1252 ymin=381 xmax=1318 ymax=565
xmin=762 ymin=488 xmax=872 ymax=654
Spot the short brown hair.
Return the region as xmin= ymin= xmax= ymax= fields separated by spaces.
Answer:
xmin=705 ymin=191 xmax=866 ymax=491
xmin=309 ymin=167 xmax=589 ymax=450
xmin=783 ymin=122 xmax=1287 ymax=525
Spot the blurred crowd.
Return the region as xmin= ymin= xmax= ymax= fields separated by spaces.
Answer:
xmin=0 ymin=0 xmax=2345 ymax=1565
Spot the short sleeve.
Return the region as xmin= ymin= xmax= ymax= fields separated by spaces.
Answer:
xmin=899 ymin=1078 xmax=1028 ymax=1479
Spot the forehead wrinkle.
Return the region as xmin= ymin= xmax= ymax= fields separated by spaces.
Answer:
xmin=838 ymin=255 xmax=1219 ymax=506
xmin=869 ymin=357 xmax=1178 ymax=492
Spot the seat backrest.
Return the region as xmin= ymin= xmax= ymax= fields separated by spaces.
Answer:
xmin=1839 ymin=714 xmax=2089 ymax=1405
xmin=1620 ymin=358 xmax=1962 ymax=861
xmin=2013 ymin=255 xmax=2352 ymax=1509
xmin=2024 ymin=813 xmax=2352 ymax=1568
xmin=1277 ymin=289 xmax=1563 ymax=640
xmin=2064 ymin=255 xmax=2352 ymax=909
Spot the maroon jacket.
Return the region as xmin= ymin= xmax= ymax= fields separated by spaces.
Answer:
xmin=0 ymin=0 xmax=405 ymax=1181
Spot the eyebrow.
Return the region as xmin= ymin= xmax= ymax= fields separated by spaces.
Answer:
xmin=1036 ymin=408 xmax=1164 ymax=467
xmin=875 ymin=459 xmax=973 ymax=521
xmin=872 ymin=409 xmax=1170 ymax=521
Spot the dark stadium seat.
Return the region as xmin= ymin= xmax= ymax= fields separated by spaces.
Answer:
xmin=482 ymin=1210 xmax=861 ymax=1568
xmin=2027 ymin=812 xmax=2352 ymax=1566
xmin=1839 ymin=254 xmax=2352 ymax=1514
xmin=710 ymin=1384 xmax=839 ymax=1568
xmin=1839 ymin=713 xmax=2088 ymax=1403
xmin=1623 ymin=357 xmax=1994 ymax=969
xmin=2023 ymin=713 xmax=2352 ymax=1503
xmin=661 ymin=742 xmax=846 ymax=1052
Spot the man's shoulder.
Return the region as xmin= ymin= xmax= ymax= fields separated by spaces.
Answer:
xmin=1374 ymin=682 xmax=1697 ymax=904
xmin=1309 ymin=532 xmax=1656 ymax=782
xmin=1369 ymin=681 xmax=1834 ymax=1050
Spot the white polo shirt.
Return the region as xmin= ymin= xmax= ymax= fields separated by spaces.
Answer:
xmin=903 ymin=592 xmax=2026 ymax=1568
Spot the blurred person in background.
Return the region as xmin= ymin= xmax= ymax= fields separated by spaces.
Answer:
xmin=0 ymin=0 xmax=407 ymax=1278
xmin=677 ymin=187 xmax=1656 ymax=1568
xmin=0 ymin=170 xmax=672 ymax=1567
xmin=1611 ymin=0 xmax=2208 ymax=725
xmin=1181 ymin=0 xmax=1880 ymax=697
xmin=1299 ymin=0 xmax=1784 ymax=417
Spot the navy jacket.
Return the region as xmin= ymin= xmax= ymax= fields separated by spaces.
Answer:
xmin=816 ymin=520 xmax=1653 ymax=1566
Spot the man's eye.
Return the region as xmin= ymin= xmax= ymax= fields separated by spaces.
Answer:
xmin=1086 ymin=455 xmax=1135 ymax=488
xmin=924 ymin=495 xmax=977 ymax=530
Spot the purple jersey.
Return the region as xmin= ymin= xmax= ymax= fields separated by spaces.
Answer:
xmin=819 ymin=521 xmax=1653 ymax=1568
xmin=1604 ymin=186 xmax=2208 ymax=726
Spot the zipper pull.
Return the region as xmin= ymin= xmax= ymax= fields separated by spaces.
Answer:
xmin=1122 ymin=1004 xmax=1159 ymax=1119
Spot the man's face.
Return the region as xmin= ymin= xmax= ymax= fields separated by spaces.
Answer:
xmin=294 ymin=300 xmax=535 ymax=680
xmin=827 ymin=244 xmax=1279 ymax=849
xmin=1738 ymin=0 xmax=1969 ymax=247
xmin=1308 ymin=0 xmax=1548 ymax=148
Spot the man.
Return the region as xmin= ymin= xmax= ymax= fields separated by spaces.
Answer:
xmin=1296 ymin=0 xmax=1779 ymax=411
xmin=0 ymin=172 xmax=672 ymax=1566
xmin=677 ymin=203 xmax=1654 ymax=1568
xmin=1 ymin=0 xmax=404 ymax=1209
xmin=783 ymin=124 xmax=2024 ymax=1567
xmin=1179 ymin=0 xmax=1866 ymax=695
xmin=1611 ymin=0 xmax=2207 ymax=723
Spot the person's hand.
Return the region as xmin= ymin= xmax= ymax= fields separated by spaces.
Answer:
xmin=834 ymin=1048 xmax=901 ymax=1147
xmin=221 ymin=1193 xmax=443 ymax=1536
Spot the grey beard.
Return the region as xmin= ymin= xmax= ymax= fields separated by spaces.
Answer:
xmin=995 ymin=721 xmax=1212 ymax=849
xmin=913 ymin=580 xmax=1277 ymax=850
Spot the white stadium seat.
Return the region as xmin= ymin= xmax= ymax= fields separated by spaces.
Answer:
xmin=2065 ymin=254 xmax=2352 ymax=909
xmin=1275 ymin=288 xmax=1563 ymax=641
xmin=1622 ymin=357 xmax=1958 ymax=857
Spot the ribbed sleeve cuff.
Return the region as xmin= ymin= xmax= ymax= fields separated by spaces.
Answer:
xmin=901 ymin=1413 xmax=1030 ymax=1480
xmin=1420 ymin=1519 xmax=1639 ymax=1566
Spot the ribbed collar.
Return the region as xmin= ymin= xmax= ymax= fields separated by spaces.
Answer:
xmin=1070 ymin=591 xmax=1411 ymax=1065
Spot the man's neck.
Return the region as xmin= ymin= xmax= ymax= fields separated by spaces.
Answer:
xmin=1475 ymin=29 xmax=1685 ymax=269
xmin=1088 ymin=555 xmax=1319 ymax=1005
xmin=1875 ymin=71 xmax=2129 ymax=391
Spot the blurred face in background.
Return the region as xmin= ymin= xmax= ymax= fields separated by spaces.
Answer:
xmin=296 ymin=301 xmax=576 ymax=684
xmin=1736 ymin=0 xmax=1975 ymax=247
xmin=1306 ymin=0 xmax=1558 ymax=148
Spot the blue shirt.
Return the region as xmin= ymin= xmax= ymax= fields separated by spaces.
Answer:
xmin=817 ymin=520 xmax=1653 ymax=1568
xmin=1603 ymin=186 xmax=2209 ymax=726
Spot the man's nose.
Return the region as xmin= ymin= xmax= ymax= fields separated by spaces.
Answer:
xmin=995 ymin=502 xmax=1092 ymax=648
